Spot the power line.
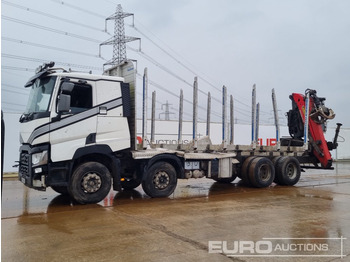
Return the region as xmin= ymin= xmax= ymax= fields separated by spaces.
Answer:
xmin=136 ymin=73 xmax=222 ymax=119
xmin=2 ymin=53 xmax=103 ymax=71
xmin=135 ymin=90 xmax=197 ymax=121
xmin=36 ymin=1 xmax=254 ymax=116
xmin=1 ymin=68 xmax=32 ymax=79
xmin=129 ymin=46 xmax=255 ymax=117
xmin=2 ymin=69 xmax=253 ymax=123
xmin=138 ymin=80 xmax=250 ymax=123
xmin=129 ymin=22 xmax=255 ymax=109
xmin=2 ymin=0 xmax=110 ymax=34
xmin=2 ymin=3 xmax=262 ymax=122
xmin=2 ymin=15 xmax=102 ymax=43
xmin=127 ymin=45 xmax=256 ymax=117
xmin=1 ymin=83 xmax=28 ymax=92
xmin=129 ymin=46 xmax=192 ymax=86
xmin=43 ymin=0 xmax=252 ymax=111
xmin=102 ymin=0 xmax=119 ymax=6
xmin=128 ymin=46 xmax=223 ymax=103
xmin=2 ymin=101 xmax=26 ymax=107
xmin=1 ymin=66 xmax=35 ymax=72
xmin=130 ymin=23 xmax=221 ymax=93
xmin=2 ymin=37 xmax=104 ymax=59
xmin=51 ymin=0 xmax=106 ymax=19
xmin=129 ymin=19 xmax=269 ymax=117
xmin=131 ymin=25 xmax=210 ymax=86
xmin=2 ymin=89 xmax=29 ymax=96
xmin=1 ymin=109 xmax=23 ymax=114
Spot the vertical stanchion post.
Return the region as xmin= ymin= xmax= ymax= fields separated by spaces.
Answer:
xmin=251 ymin=84 xmax=257 ymax=149
xmin=193 ymin=77 xmax=198 ymax=149
xmin=151 ymin=91 xmax=156 ymax=144
xmin=1 ymin=111 xmax=4 ymax=196
xmin=142 ymin=68 xmax=148 ymax=149
xmin=304 ymin=92 xmax=310 ymax=150
xmin=178 ymin=89 xmax=183 ymax=145
xmin=230 ymin=95 xmax=234 ymax=145
xmin=222 ymin=85 xmax=227 ymax=149
xmin=255 ymin=103 xmax=260 ymax=145
xmin=271 ymin=88 xmax=280 ymax=150
xmin=206 ymin=92 xmax=211 ymax=137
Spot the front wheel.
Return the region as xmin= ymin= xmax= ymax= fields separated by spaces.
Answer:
xmin=142 ymin=162 xmax=177 ymax=198
xmin=68 ymin=162 xmax=112 ymax=204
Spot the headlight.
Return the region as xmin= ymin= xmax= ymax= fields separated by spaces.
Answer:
xmin=32 ymin=151 xmax=48 ymax=167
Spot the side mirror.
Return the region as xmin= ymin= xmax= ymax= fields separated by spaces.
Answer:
xmin=61 ymin=82 xmax=74 ymax=94
xmin=57 ymin=94 xmax=71 ymax=112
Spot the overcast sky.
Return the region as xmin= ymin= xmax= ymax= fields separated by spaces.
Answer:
xmin=2 ymin=0 xmax=350 ymax=127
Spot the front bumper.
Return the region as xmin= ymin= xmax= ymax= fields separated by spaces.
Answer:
xmin=18 ymin=144 xmax=49 ymax=191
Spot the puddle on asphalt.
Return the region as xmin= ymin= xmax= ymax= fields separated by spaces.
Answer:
xmin=2 ymin=162 xmax=350 ymax=219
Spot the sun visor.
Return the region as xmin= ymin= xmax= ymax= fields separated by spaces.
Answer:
xmin=24 ymin=70 xmax=49 ymax=88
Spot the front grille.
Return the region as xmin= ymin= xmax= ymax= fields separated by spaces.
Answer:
xmin=20 ymin=152 xmax=30 ymax=177
xmin=20 ymin=152 xmax=29 ymax=165
xmin=20 ymin=165 xmax=29 ymax=176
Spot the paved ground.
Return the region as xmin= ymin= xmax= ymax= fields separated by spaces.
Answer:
xmin=2 ymin=162 xmax=350 ymax=262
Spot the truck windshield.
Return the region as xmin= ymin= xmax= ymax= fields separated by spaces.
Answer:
xmin=25 ymin=76 xmax=57 ymax=114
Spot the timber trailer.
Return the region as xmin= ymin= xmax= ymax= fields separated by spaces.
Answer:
xmin=18 ymin=61 xmax=342 ymax=204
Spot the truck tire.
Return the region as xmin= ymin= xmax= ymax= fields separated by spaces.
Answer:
xmin=275 ymin=156 xmax=301 ymax=186
xmin=68 ymin=162 xmax=112 ymax=204
xmin=51 ymin=185 xmax=69 ymax=195
xmin=240 ymin=156 xmax=257 ymax=186
xmin=142 ymin=161 xmax=177 ymax=198
xmin=272 ymin=156 xmax=282 ymax=183
xmin=248 ymin=157 xmax=275 ymax=188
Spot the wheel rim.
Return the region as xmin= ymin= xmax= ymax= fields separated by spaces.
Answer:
xmin=286 ymin=163 xmax=297 ymax=179
xmin=258 ymin=164 xmax=272 ymax=182
xmin=153 ymin=171 xmax=170 ymax=190
xmin=81 ymin=172 xmax=102 ymax=193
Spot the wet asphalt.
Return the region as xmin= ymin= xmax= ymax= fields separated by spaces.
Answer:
xmin=2 ymin=162 xmax=350 ymax=262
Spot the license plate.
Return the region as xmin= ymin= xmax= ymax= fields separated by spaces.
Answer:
xmin=21 ymin=177 xmax=26 ymax=184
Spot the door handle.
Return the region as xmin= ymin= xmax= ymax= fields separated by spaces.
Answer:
xmin=99 ymin=106 xmax=107 ymax=115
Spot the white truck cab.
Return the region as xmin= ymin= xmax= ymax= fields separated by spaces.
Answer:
xmin=19 ymin=62 xmax=132 ymax=203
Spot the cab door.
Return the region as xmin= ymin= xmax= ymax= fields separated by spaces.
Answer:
xmin=95 ymin=80 xmax=130 ymax=152
xmin=49 ymin=79 xmax=97 ymax=162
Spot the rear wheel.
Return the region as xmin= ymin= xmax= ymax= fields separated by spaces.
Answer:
xmin=240 ymin=156 xmax=257 ymax=186
xmin=275 ymin=156 xmax=301 ymax=186
xmin=142 ymin=161 xmax=177 ymax=198
xmin=272 ymin=156 xmax=282 ymax=183
xmin=68 ymin=162 xmax=112 ymax=204
xmin=248 ymin=157 xmax=275 ymax=188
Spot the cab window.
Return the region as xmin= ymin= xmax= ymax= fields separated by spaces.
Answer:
xmin=70 ymin=83 xmax=93 ymax=114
